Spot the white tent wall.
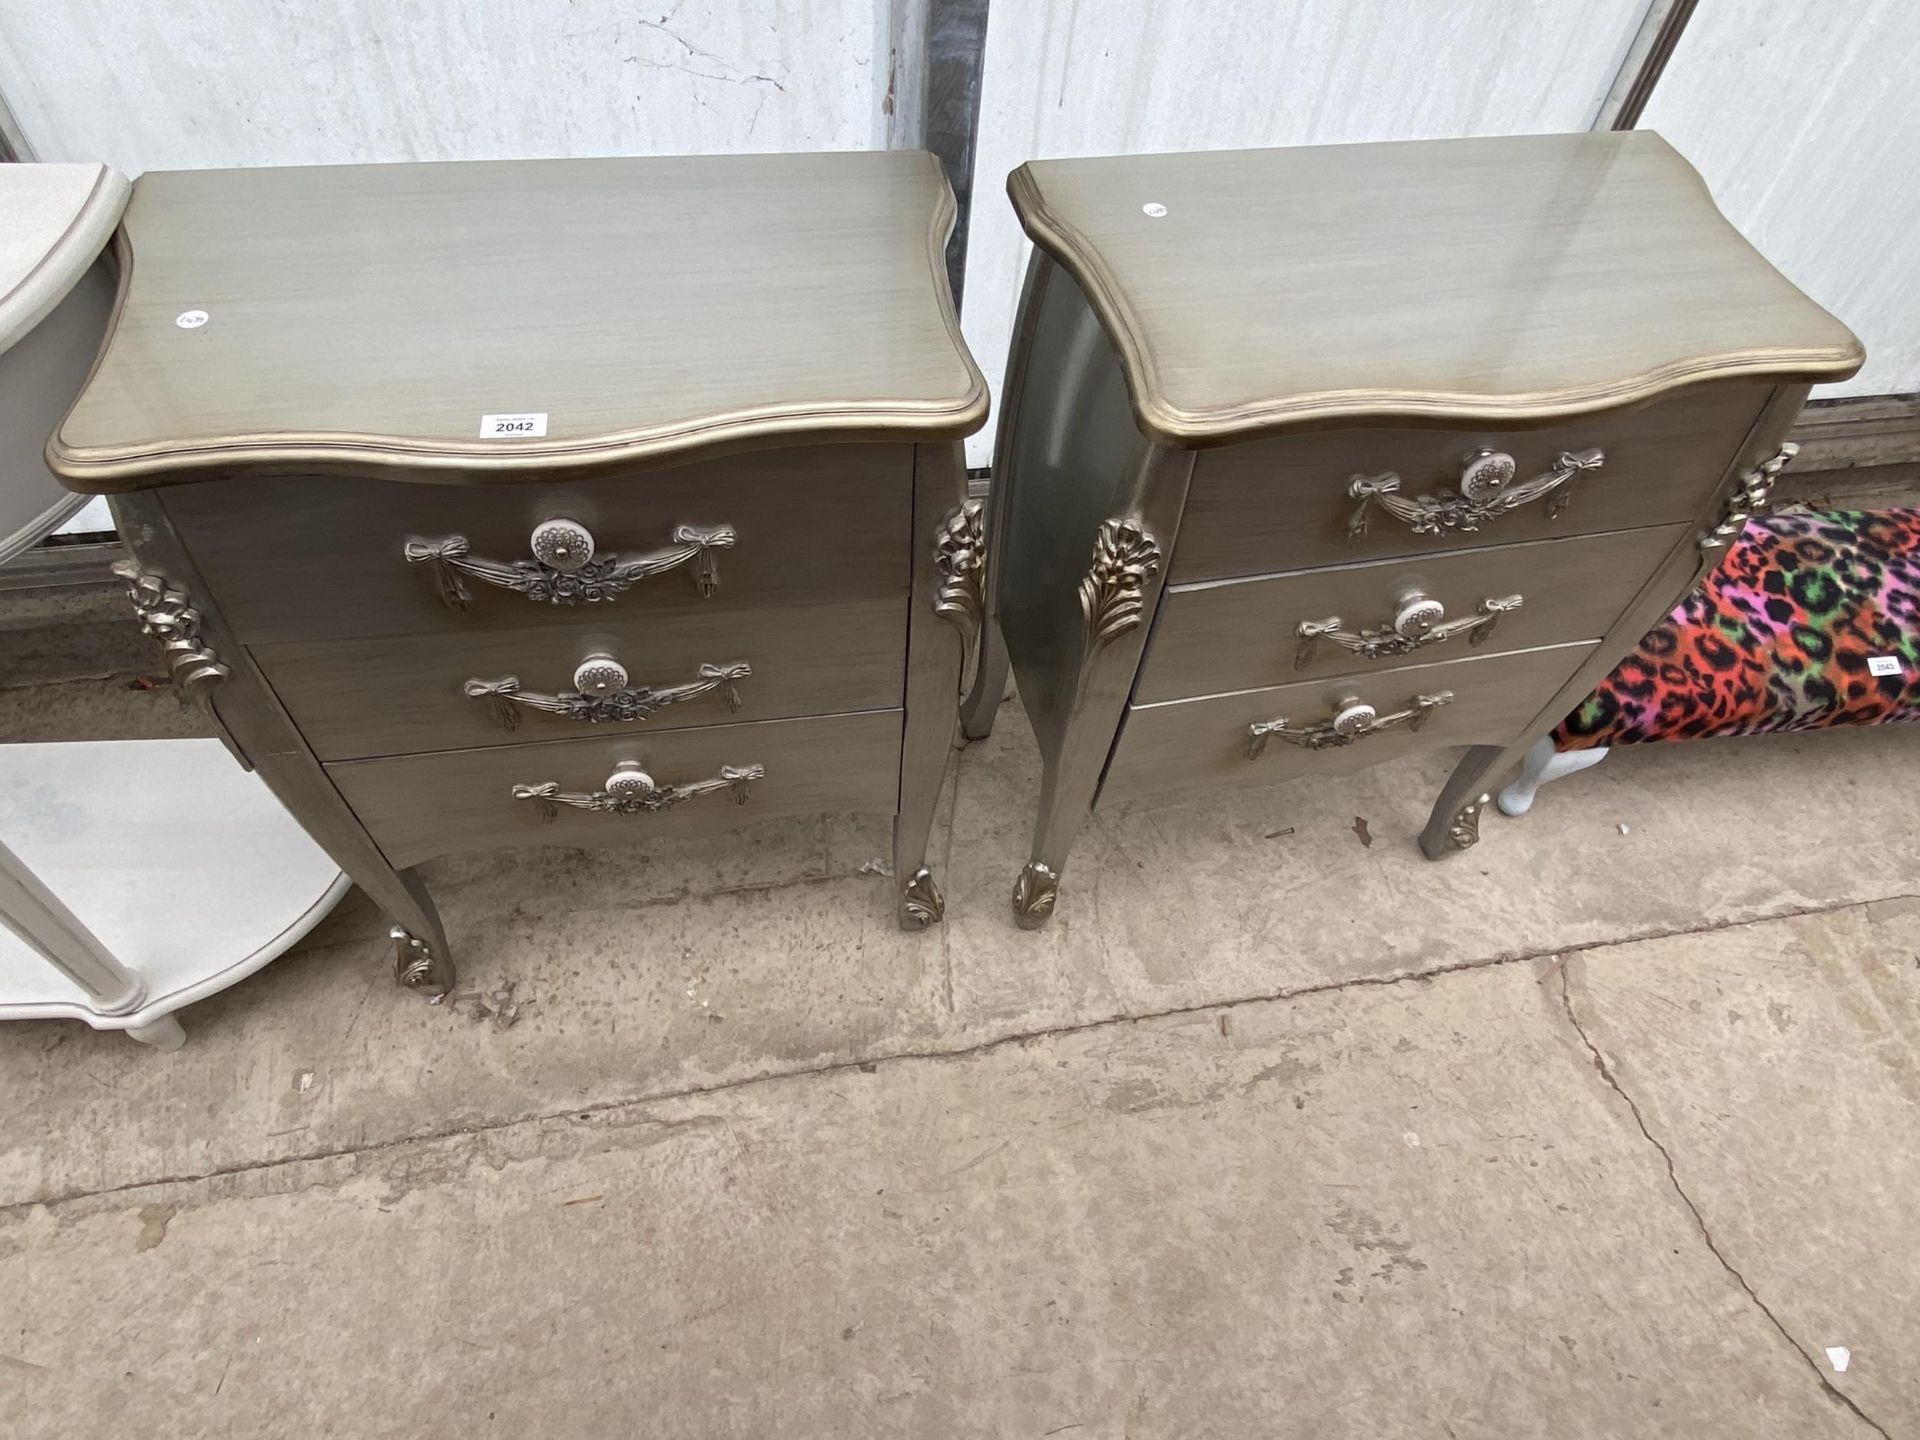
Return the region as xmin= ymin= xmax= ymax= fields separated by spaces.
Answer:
xmin=0 ymin=0 xmax=906 ymax=173
xmin=1639 ymin=0 xmax=1920 ymax=403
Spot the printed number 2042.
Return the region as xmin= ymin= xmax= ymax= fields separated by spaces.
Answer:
xmin=479 ymin=412 xmax=548 ymax=438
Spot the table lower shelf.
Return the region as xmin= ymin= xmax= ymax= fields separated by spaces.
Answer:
xmin=0 ymin=737 xmax=350 ymax=1033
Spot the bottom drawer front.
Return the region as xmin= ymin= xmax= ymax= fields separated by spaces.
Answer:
xmin=330 ymin=709 xmax=903 ymax=868
xmin=1099 ymin=641 xmax=1596 ymax=807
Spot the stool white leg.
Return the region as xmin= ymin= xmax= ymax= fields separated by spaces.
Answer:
xmin=125 ymin=1014 xmax=187 ymax=1051
xmin=1497 ymin=737 xmax=1612 ymax=817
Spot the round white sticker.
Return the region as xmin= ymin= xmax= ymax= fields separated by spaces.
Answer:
xmin=1141 ymin=202 xmax=1168 ymax=218
xmin=175 ymin=309 xmax=210 ymax=330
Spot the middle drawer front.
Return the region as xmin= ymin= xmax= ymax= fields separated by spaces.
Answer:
xmin=255 ymin=594 xmax=906 ymax=761
xmin=1137 ymin=523 xmax=1687 ymax=701
xmin=329 ymin=709 xmax=905 ymax=869
xmin=1099 ymin=640 xmax=1596 ymax=808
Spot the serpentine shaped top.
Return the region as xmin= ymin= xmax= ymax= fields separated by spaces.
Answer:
xmin=50 ymin=150 xmax=987 ymax=491
xmin=1008 ymin=131 xmax=1862 ymax=444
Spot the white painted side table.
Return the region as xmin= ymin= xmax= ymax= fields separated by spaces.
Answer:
xmin=0 ymin=162 xmax=350 ymax=1048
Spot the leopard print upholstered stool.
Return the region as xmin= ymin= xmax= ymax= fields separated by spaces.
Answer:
xmin=1499 ymin=507 xmax=1920 ymax=816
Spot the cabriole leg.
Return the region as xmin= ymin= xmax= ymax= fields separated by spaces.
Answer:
xmin=960 ymin=619 xmax=1011 ymax=742
xmin=1010 ymin=747 xmax=1101 ymax=931
xmin=898 ymin=441 xmax=977 ymax=930
xmin=1419 ymin=744 xmax=1511 ymax=860
xmin=894 ymin=819 xmax=945 ymax=930
xmin=387 ymin=868 xmax=455 ymax=993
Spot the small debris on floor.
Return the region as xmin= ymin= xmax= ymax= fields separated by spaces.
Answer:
xmin=1264 ymin=827 xmax=1294 ymax=839
xmin=127 ymin=674 xmax=164 ymax=691
xmin=295 ymin=1070 xmax=315 ymax=1094
xmin=1617 ymin=823 xmax=1631 ymax=836
xmin=444 ymin=981 xmax=529 ymax=1031
xmin=1218 ymin=1013 xmax=1233 ymax=1039
xmin=1352 ymin=816 xmax=1374 ymax=848
xmin=134 ymin=1203 xmax=175 ymax=1253
xmin=1826 ymin=1346 xmax=1851 ymax=1373
xmin=858 ymin=858 xmax=894 ymax=877
xmin=560 ymin=1194 xmax=604 ymax=1208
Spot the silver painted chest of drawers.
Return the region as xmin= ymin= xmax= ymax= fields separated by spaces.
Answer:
xmin=52 ymin=151 xmax=989 ymax=992
xmin=961 ymin=132 xmax=1862 ymax=928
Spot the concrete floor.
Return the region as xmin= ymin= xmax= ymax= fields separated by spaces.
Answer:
xmin=2 ymin=584 xmax=1917 ymax=1438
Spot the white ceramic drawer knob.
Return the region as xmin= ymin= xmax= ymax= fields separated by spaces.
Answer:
xmin=1459 ymin=450 xmax=1516 ymax=501
xmin=1330 ymin=699 xmax=1378 ymax=737
xmin=1393 ymin=593 xmax=1446 ymax=639
xmin=529 ymin=517 xmax=595 ymax=572
xmin=572 ymin=653 xmax=629 ymax=694
xmin=604 ymin=760 xmax=655 ymax=800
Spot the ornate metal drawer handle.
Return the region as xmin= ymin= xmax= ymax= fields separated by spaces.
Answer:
xmin=1295 ymin=591 xmax=1523 ymax=668
xmin=464 ymin=656 xmax=750 ymax=732
xmin=512 ymin=759 xmax=765 ymax=819
xmin=1346 ymin=447 xmax=1604 ymax=543
xmin=1246 ymin=690 xmax=1454 ymax=758
xmin=404 ymin=516 xmax=736 ymax=611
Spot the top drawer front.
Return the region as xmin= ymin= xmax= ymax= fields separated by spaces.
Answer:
xmin=1171 ymin=385 xmax=1765 ymax=582
xmin=164 ymin=446 xmax=911 ymax=644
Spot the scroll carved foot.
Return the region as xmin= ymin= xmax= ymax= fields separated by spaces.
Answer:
xmin=1012 ymin=862 xmax=1060 ymax=930
xmin=391 ymin=925 xmax=455 ymax=995
xmin=1447 ymin=794 xmax=1490 ymax=852
xmin=899 ymin=867 xmax=945 ymax=930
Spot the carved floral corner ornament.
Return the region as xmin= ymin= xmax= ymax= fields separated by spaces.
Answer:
xmin=1699 ymin=442 xmax=1798 ymax=553
xmin=111 ymin=559 xmax=229 ymax=707
xmin=932 ymin=497 xmax=987 ymax=669
xmin=1078 ymin=517 xmax=1163 ymax=651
